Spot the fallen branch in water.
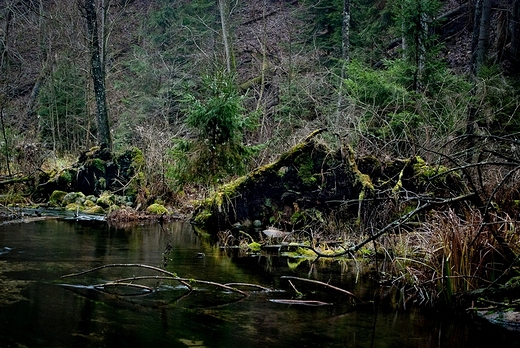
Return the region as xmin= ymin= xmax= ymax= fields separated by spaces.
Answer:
xmin=224 ymin=282 xmax=273 ymax=291
xmin=269 ymin=299 xmax=332 ymax=306
xmin=94 ymin=282 xmax=155 ymax=296
xmin=281 ymin=276 xmax=362 ymax=303
xmin=61 ymin=263 xmax=255 ymax=298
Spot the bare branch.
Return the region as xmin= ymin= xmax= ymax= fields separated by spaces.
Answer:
xmin=281 ymin=276 xmax=362 ymax=303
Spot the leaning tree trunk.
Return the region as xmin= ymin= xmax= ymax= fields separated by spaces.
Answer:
xmin=84 ymin=0 xmax=112 ymax=150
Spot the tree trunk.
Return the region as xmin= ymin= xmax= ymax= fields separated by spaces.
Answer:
xmin=0 ymin=6 xmax=13 ymax=176
xmin=470 ymin=0 xmax=491 ymax=76
xmin=476 ymin=0 xmax=491 ymax=71
xmin=26 ymin=0 xmax=52 ymax=120
xmin=84 ymin=0 xmax=112 ymax=150
xmin=336 ymin=0 xmax=350 ymax=123
xmin=509 ymin=0 xmax=520 ymax=73
xmin=341 ymin=0 xmax=350 ymax=67
xmin=218 ymin=0 xmax=233 ymax=73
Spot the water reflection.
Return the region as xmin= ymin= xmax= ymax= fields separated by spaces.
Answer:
xmin=0 ymin=219 xmax=519 ymax=347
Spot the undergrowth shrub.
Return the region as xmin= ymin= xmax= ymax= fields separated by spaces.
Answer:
xmin=167 ymin=71 xmax=260 ymax=189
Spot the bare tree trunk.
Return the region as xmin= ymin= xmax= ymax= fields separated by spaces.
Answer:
xmin=0 ymin=6 xmax=13 ymax=176
xmin=84 ymin=0 xmax=112 ymax=150
xmin=336 ymin=0 xmax=350 ymax=123
xmin=26 ymin=0 xmax=52 ymax=121
xmin=218 ymin=0 xmax=233 ymax=73
xmin=341 ymin=0 xmax=350 ymax=68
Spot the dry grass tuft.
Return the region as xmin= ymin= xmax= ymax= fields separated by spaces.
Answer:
xmin=379 ymin=208 xmax=518 ymax=307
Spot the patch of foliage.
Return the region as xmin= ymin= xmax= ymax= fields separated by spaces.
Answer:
xmin=167 ymin=71 xmax=259 ymax=188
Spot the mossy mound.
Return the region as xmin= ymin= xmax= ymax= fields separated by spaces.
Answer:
xmin=146 ymin=203 xmax=168 ymax=215
xmin=191 ymin=129 xmax=466 ymax=233
xmin=36 ymin=146 xmax=145 ymax=201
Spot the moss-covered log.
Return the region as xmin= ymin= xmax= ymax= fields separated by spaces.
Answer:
xmin=191 ymin=129 xmax=465 ymax=233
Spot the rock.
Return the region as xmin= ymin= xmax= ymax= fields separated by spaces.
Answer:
xmin=49 ymin=190 xmax=67 ymax=207
xmin=477 ymin=310 xmax=520 ymax=331
xmin=97 ymin=193 xmax=115 ymax=208
xmin=62 ymin=192 xmax=86 ymax=206
xmin=263 ymin=228 xmax=290 ymax=238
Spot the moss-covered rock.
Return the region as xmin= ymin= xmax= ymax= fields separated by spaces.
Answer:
xmin=65 ymin=203 xmax=82 ymax=212
xmin=83 ymin=199 xmax=96 ymax=208
xmin=146 ymin=203 xmax=168 ymax=215
xmin=49 ymin=190 xmax=67 ymax=207
xmin=62 ymin=192 xmax=86 ymax=206
xmin=84 ymin=205 xmax=105 ymax=214
xmin=97 ymin=192 xmax=115 ymax=208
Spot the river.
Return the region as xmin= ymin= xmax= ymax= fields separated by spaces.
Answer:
xmin=0 ymin=218 xmax=519 ymax=347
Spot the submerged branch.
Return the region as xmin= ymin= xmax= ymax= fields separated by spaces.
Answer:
xmin=61 ymin=263 xmax=177 ymax=278
xmin=61 ymin=263 xmax=250 ymax=297
xmin=281 ymin=276 xmax=362 ymax=303
xmin=269 ymin=299 xmax=332 ymax=306
xmin=94 ymin=282 xmax=155 ymax=296
xmin=224 ymin=282 xmax=273 ymax=291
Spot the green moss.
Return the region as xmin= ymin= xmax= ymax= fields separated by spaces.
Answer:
xmin=83 ymin=199 xmax=96 ymax=207
xmin=130 ymin=147 xmax=145 ymax=171
xmin=146 ymin=203 xmax=168 ymax=215
xmin=392 ymin=161 xmax=409 ymax=193
xmin=49 ymin=190 xmax=67 ymax=207
xmin=248 ymin=242 xmax=262 ymax=252
xmin=295 ymin=247 xmax=318 ymax=257
xmin=84 ymin=205 xmax=105 ymax=214
xmin=57 ymin=169 xmax=73 ymax=187
xmin=192 ymin=208 xmax=212 ymax=225
xmin=108 ymin=204 xmax=121 ymax=213
xmin=126 ymin=148 xmax=146 ymax=198
xmin=65 ymin=203 xmax=81 ymax=211
xmin=287 ymin=257 xmax=307 ymax=269
xmin=97 ymin=192 xmax=115 ymax=207
xmin=294 ymin=154 xmax=317 ymax=185
xmin=413 ymin=156 xmax=454 ymax=183
xmin=345 ymin=145 xmax=374 ymax=191
xmin=89 ymin=158 xmax=106 ymax=173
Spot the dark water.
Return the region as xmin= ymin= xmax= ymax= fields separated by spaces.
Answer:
xmin=0 ymin=219 xmax=519 ymax=348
